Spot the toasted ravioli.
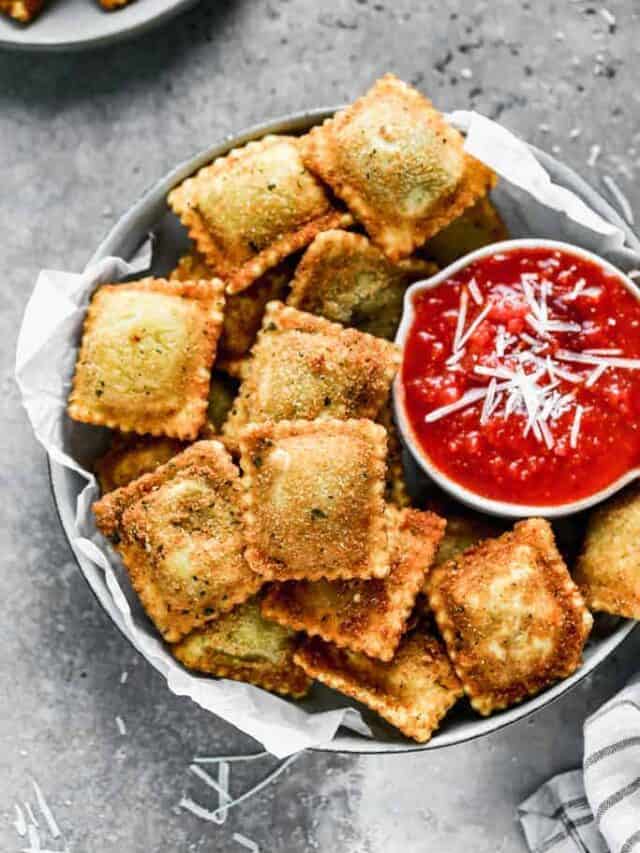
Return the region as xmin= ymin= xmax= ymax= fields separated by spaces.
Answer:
xmin=168 ymin=135 xmax=351 ymax=294
xmin=0 ymin=0 xmax=44 ymax=20
xmin=170 ymin=251 xmax=291 ymax=370
xmin=301 ymin=74 xmax=495 ymax=260
xmin=423 ymin=197 xmax=508 ymax=267
xmin=294 ymin=628 xmax=463 ymax=743
xmin=434 ymin=514 xmax=503 ymax=568
xmin=288 ymin=230 xmax=436 ymax=339
xmin=378 ymin=403 xmax=410 ymax=508
xmin=427 ymin=518 xmax=593 ymax=716
xmin=262 ymin=507 xmax=444 ymax=661
xmin=94 ymin=435 xmax=185 ymax=494
xmin=68 ymin=278 xmax=225 ymax=440
xmin=93 ymin=441 xmax=262 ymax=642
xmin=223 ymin=302 xmax=400 ymax=445
xmin=574 ymin=486 xmax=640 ymax=618
xmin=240 ymin=419 xmax=389 ymax=582
xmin=172 ymin=598 xmax=311 ymax=698
xmin=200 ymin=371 xmax=239 ymax=438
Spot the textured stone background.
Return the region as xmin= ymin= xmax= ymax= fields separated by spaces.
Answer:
xmin=1 ymin=1 xmax=639 ymax=850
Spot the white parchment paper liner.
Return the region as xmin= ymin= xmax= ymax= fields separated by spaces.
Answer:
xmin=15 ymin=112 xmax=639 ymax=758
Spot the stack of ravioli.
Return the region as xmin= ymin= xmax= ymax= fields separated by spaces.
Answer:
xmin=68 ymin=75 xmax=623 ymax=744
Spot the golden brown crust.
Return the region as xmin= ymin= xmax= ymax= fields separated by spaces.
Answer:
xmin=94 ymin=434 xmax=185 ymax=494
xmin=170 ymin=251 xmax=292 ymax=367
xmin=294 ymin=627 xmax=463 ymax=743
xmin=68 ymin=278 xmax=225 ymax=440
xmin=99 ymin=0 xmax=133 ymax=8
xmin=420 ymin=513 xmax=504 ymax=598
xmin=167 ymin=135 xmax=352 ymax=294
xmin=422 ymin=196 xmax=509 ymax=267
xmin=262 ymin=507 xmax=445 ymax=661
xmin=301 ymin=74 xmax=495 ymax=261
xmin=93 ymin=441 xmax=262 ymax=643
xmin=427 ymin=518 xmax=593 ymax=716
xmin=378 ymin=402 xmax=410 ymax=508
xmin=239 ymin=418 xmax=390 ymax=582
xmin=172 ymin=598 xmax=311 ymax=698
xmin=287 ymin=229 xmax=436 ymax=340
xmin=574 ymin=486 xmax=640 ymax=618
xmin=223 ymin=301 xmax=400 ymax=446
xmin=0 ymin=0 xmax=44 ymax=21
xmin=198 ymin=371 xmax=239 ymax=438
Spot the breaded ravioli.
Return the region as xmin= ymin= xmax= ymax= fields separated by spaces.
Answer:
xmin=170 ymin=250 xmax=291 ymax=372
xmin=223 ymin=301 xmax=400 ymax=447
xmin=574 ymin=486 xmax=640 ymax=618
xmin=427 ymin=518 xmax=592 ymax=715
xmin=294 ymin=627 xmax=463 ymax=743
xmin=68 ymin=278 xmax=225 ymax=440
xmin=94 ymin=435 xmax=185 ymax=494
xmin=239 ymin=419 xmax=390 ymax=582
xmin=168 ymin=135 xmax=351 ymax=294
xmin=262 ymin=506 xmax=445 ymax=661
xmin=287 ymin=229 xmax=436 ymax=340
xmin=93 ymin=441 xmax=262 ymax=642
xmin=301 ymin=74 xmax=495 ymax=260
xmin=172 ymin=598 xmax=311 ymax=698
xmin=423 ymin=196 xmax=508 ymax=267
xmin=0 ymin=0 xmax=45 ymax=20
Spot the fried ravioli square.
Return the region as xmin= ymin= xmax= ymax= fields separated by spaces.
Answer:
xmin=68 ymin=278 xmax=225 ymax=440
xmin=423 ymin=196 xmax=508 ymax=268
xmin=93 ymin=441 xmax=262 ymax=643
xmin=94 ymin=434 xmax=185 ymax=494
xmin=199 ymin=371 xmax=239 ymax=438
xmin=0 ymin=0 xmax=45 ymax=20
xmin=287 ymin=229 xmax=436 ymax=340
xmin=427 ymin=518 xmax=592 ymax=716
xmin=294 ymin=627 xmax=463 ymax=743
xmin=574 ymin=486 xmax=640 ymax=618
xmin=170 ymin=250 xmax=291 ymax=371
xmin=223 ymin=301 xmax=400 ymax=445
xmin=301 ymin=74 xmax=495 ymax=260
xmin=239 ymin=419 xmax=390 ymax=582
xmin=172 ymin=598 xmax=311 ymax=698
xmin=262 ymin=507 xmax=444 ymax=661
xmin=168 ymin=135 xmax=351 ymax=294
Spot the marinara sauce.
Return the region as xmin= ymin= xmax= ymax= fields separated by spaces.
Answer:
xmin=401 ymin=246 xmax=640 ymax=505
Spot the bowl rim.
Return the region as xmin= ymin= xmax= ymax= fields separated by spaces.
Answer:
xmin=0 ymin=0 xmax=198 ymax=53
xmin=48 ymin=106 xmax=639 ymax=755
xmin=393 ymin=237 xmax=640 ymax=520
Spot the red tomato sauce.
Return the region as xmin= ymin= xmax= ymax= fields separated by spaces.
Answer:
xmin=401 ymin=246 xmax=640 ymax=505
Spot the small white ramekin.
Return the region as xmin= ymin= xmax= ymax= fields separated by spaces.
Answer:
xmin=393 ymin=238 xmax=640 ymax=519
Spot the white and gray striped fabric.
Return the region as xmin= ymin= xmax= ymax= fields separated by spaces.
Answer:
xmin=519 ymin=677 xmax=640 ymax=853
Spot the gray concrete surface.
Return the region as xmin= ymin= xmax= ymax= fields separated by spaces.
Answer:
xmin=2 ymin=1 xmax=640 ymax=850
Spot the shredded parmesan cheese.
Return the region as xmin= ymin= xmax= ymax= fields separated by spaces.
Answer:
xmin=115 ymin=716 xmax=127 ymax=736
xmin=570 ymin=405 xmax=584 ymax=448
xmin=233 ymin=833 xmax=260 ymax=853
xmin=468 ymin=277 xmax=483 ymax=305
xmin=13 ymin=803 xmax=27 ymax=837
xmin=587 ymin=145 xmax=601 ymax=167
xmin=30 ymin=779 xmax=61 ymax=840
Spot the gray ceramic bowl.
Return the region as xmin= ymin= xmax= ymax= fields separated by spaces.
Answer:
xmin=49 ymin=109 xmax=638 ymax=753
xmin=0 ymin=0 xmax=197 ymax=52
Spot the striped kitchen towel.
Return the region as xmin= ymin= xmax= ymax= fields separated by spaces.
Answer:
xmin=519 ymin=676 xmax=640 ymax=853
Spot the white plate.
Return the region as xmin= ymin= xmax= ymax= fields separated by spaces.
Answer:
xmin=0 ymin=0 xmax=197 ymax=51
xmin=50 ymin=109 xmax=638 ymax=753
